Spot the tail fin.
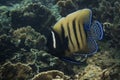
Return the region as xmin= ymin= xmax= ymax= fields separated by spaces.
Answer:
xmin=89 ymin=21 xmax=103 ymax=40
xmin=87 ymin=37 xmax=98 ymax=55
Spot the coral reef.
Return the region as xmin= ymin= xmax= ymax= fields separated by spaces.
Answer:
xmin=0 ymin=34 xmax=18 ymax=63
xmin=25 ymin=49 xmax=64 ymax=73
xmin=55 ymin=0 xmax=101 ymax=16
xmin=55 ymin=0 xmax=78 ymax=16
xmin=92 ymin=0 xmax=120 ymax=28
xmin=76 ymin=65 xmax=103 ymax=80
xmin=24 ymin=49 xmax=75 ymax=76
xmin=87 ymin=51 xmax=117 ymax=69
xmin=0 ymin=0 xmax=120 ymax=80
xmin=0 ymin=62 xmax=32 ymax=80
xmin=10 ymin=2 xmax=56 ymax=33
xmin=103 ymin=22 xmax=120 ymax=50
xmin=86 ymin=51 xmax=120 ymax=80
xmin=74 ymin=64 xmax=120 ymax=80
xmin=0 ymin=7 xmax=11 ymax=34
xmin=40 ymin=0 xmax=55 ymax=7
xmin=0 ymin=26 xmax=47 ymax=63
xmin=0 ymin=0 xmax=22 ymax=6
xmin=11 ymin=26 xmax=47 ymax=50
xmin=32 ymin=70 xmax=70 ymax=80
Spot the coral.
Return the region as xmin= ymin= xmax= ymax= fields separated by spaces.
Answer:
xmin=74 ymin=64 xmax=120 ymax=80
xmin=56 ymin=0 xmax=78 ymax=16
xmin=55 ymin=0 xmax=120 ymax=28
xmin=76 ymin=65 xmax=103 ymax=80
xmin=0 ymin=7 xmax=11 ymax=34
xmin=0 ymin=26 xmax=47 ymax=64
xmin=0 ymin=6 xmax=9 ymax=13
xmin=55 ymin=0 xmax=101 ymax=17
xmin=0 ymin=0 xmax=22 ymax=6
xmin=10 ymin=2 xmax=56 ymax=33
xmin=28 ymin=49 xmax=65 ymax=73
xmin=87 ymin=51 xmax=120 ymax=69
xmin=9 ymin=49 xmax=68 ymax=76
xmin=11 ymin=26 xmax=47 ymax=50
xmin=0 ymin=34 xmax=18 ymax=63
xmin=111 ymin=65 xmax=120 ymax=79
xmin=39 ymin=0 xmax=55 ymax=7
xmin=86 ymin=51 xmax=120 ymax=80
xmin=93 ymin=0 xmax=120 ymax=26
xmin=103 ymin=22 xmax=120 ymax=50
xmin=32 ymin=70 xmax=70 ymax=80
xmin=101 ymin=64 xmax=120 ymax=80
xmin=0 ymin=62 xmax=32 ymax=80
xmin=9 ymin=49 xmax=37 ymax=65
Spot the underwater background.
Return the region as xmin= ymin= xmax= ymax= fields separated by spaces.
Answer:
xmin=0 ymin=0 xmax=120 ymax=80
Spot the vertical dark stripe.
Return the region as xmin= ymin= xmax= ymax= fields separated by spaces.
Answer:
xmin=61 ymin=24 xmax=69 ymax=51
xmin=72 ymin=20 xmax=80 ymax=49
xmin=67 ymin=23 xmax=75 ymax=49
xmin=83 ymin=23 xmax=88 ymax=37
xmin=61 ymin=25 xmax=65 ymax=42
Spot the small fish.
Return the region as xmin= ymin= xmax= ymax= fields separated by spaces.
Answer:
xmin=46 ymin=9 xmax=103 ymax=64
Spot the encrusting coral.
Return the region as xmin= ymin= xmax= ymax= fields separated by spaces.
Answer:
xmin=56 ymin=0 xmax=78 ymax=16
xmin=76 ymin=65 xmax=103 ymax=80
xmin=10 ymin=2 xmax=56 ymax=33
xmin=0 ymin=0 xmax=22 ymax=6
xmin=0 ymin=26 xmax=47 ymax=64
xmin=0 ymin=34 xmax=18 ymax=63
xmin=11 ymin=26 xmax=47 ymax=50
xmin=86 ymin=51 xmax=120 ymax=80
xmin=0 ymin=62 xmax=32 ymax=80
xmin=27 ymin=49 xmax=79 ymax=76
xmin=103 ymin=22 xmax=120 ymax=50
xmin=74 ymin=64 xmax=120 ymax=80
xmin=87 ymin=51 xmax=116 ymax=69
xmin=93 ymin=0 xmax=120 ymax=26
xmin=32 ymin=70 xmax=70 ymax=80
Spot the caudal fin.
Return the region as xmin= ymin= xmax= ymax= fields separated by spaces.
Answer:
xmin=90 ymin=21 xmax=103 ymax=40
xmin=87 ymin=37 xmax=98 ymax=55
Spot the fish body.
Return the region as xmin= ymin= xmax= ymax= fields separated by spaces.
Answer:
xmin=46 ymin=9 xmax=103 ymax=63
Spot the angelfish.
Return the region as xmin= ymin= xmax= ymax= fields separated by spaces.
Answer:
xmin=45 ymin=9 xmax=103 ymax=64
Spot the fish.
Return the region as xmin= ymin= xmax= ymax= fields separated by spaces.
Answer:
xmin=46 ymin=9 xmax=103 ymax=64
